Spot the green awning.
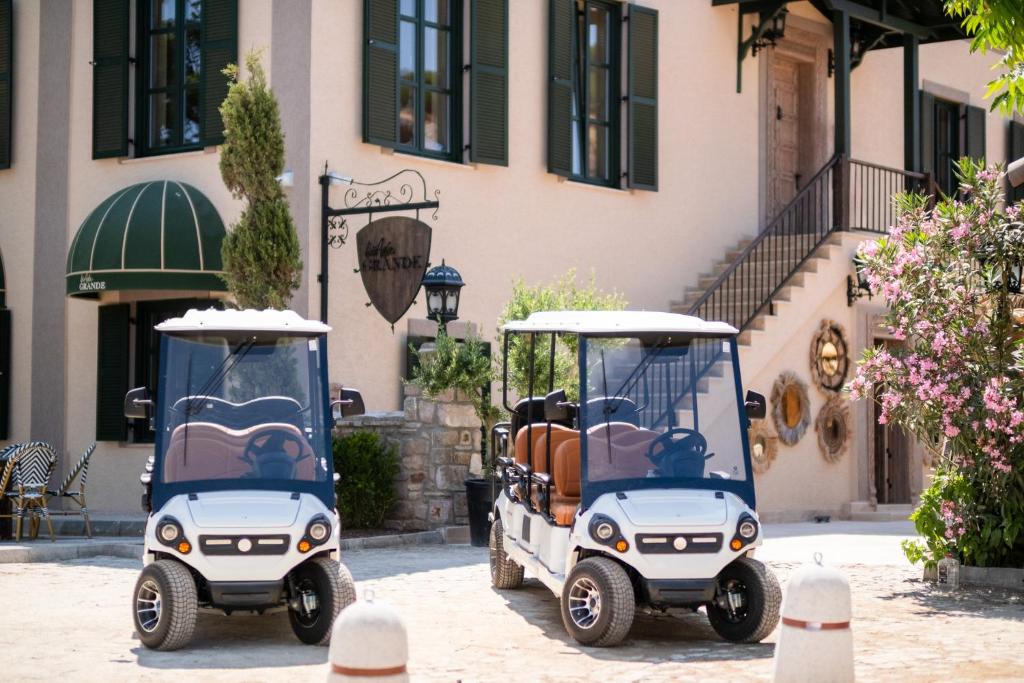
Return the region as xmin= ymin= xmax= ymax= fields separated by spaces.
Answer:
xmin=66 ymin=181 xmax=228 ymax=297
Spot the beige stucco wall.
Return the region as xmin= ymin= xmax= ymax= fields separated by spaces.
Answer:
xmin=0 ymin=0 xmax=40 ymax=449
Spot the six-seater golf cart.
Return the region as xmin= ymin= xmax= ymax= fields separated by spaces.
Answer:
xmin=489 ymin=311 xmax=781 ymax=647
xmin=125 ymin=309 xmax=365 ymax=650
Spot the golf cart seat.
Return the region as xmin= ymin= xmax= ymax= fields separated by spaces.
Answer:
xmin=586 ymin=424 xmax=653 ymax=480
xmin=163 ymin=422 xmax=316 ymax=483
xmin=550 ymin=439 xmax=582 ymax=525
xmin=514 ymin=423 xmax=576 ymax=472
xmin=533 ymin=426 xmax=580 ymax=474
xmin=170 ymin=396 xmax=305 ymax=431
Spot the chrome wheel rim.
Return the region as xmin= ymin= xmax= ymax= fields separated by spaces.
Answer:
xmin=136 ymin=579 xmax=162 ymax=633
xmin=567 ymin=577 xmax=601 ymax=629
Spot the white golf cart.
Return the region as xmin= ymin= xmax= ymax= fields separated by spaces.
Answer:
xmin=489 ymin=311 xmax=781 ymax=647
xmin=125 ymin=309 xmax=364 ymax=650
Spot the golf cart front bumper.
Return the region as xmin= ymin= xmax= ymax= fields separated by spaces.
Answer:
xmin=641 ymin=578 xmax=716 ymax=607
xmin=207 ymin=580 xmax=284 ymax=608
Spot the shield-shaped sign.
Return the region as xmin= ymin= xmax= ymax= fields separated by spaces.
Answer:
xmin=356 ymin=216 xmax=432 ymax=325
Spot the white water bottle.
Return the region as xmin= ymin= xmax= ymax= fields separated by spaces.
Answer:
xmin=937 ymin=553 xmax=960 ymax=590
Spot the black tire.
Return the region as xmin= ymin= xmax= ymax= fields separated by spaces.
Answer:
xmin=489 ymin=519 xmax=524 ymax=589
xmin=707 ymin=556 xmax=782 ymax=643
xmin=288 ymin=557 xmax=357 ymax=645
xmin=560 ymin=557 xmax=635 ymax=647
xmin=132 ymin=559 xmax=198 ymax=651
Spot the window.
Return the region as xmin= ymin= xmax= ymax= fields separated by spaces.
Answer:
xmin=398 ymin=0 xmax=459 ymax=157
xmin=91 ymin=0 xmax=236 ymax=160
xmin=138 ymin=0 xmax=203 ymax=153
xmin=364 ymin=0 xmax=508 ymax=166
xmin=934 ymin=98 xmax=959 ymax=196
xmin=0 ymin=0 xmax=11 ymax=169
xmin=571 ymin=1 xmax=619 ymax=184
xmin=548 ymin=0 xmax=658 ymax=191
xmin=920 ymin=91 xmax=985 ymax=197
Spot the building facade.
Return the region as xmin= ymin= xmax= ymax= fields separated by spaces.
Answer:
xmin=0 ymin=0 xmax=1020 ymax=523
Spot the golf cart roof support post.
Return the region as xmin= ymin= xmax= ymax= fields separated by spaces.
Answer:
xmin=502 ymin=331 xmax=512 ymax=412
xmin=690 ymin=346 xmax=699 ymax=433
xmin=729 ymin=337 xmax=757 ymax=510
xmin=545 ymin=331 xmax=557 ymax=475
xmin=527 ymin=333 xmax=536 ymax=466
xmin=578 ymin=337 xmax=589 ymax=510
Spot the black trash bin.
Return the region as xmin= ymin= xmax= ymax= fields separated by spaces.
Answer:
xmin=464 ymin=478 xmax=494 ymax=547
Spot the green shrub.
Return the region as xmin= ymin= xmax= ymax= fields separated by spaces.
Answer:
xmin=333 ymin=431 xmax=400 ymax=529
xmin=496 ymin=269 xmax=626 ymax=400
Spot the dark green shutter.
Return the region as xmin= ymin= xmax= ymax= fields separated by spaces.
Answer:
xmin=963 ymin=104 xmax=986 ymax=161
xmin=91 ymin=0 xmax=129 ymax=159
xmin=363 ymin=0 xmax=399 ymax=146
xmin=547 ymin=0 xmax=574 ymax=176
xmin=627 ymin=5 xmax=658 ymax=191
xmin=0 ymin=0 xmax=11 ymax=169
xmin=96 ymin=304 xmax=129 ymax=442
xmin=920 ymin=91 xmax=935 ymax=179
xmin=0 ymin=308 xmax=9 ymax=440
xmin=1009 ymin=121 xmax=1024 ymax=204
xmin=470 ymin=0 xmax=508 ymax=166
xmin=200 ymin=0 xmax=237 ymax=146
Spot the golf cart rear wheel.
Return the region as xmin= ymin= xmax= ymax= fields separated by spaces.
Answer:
xmin=132 ymin=559 xmax=198 ymax=651
xmin=489 ymin=519 xmax=524 ymax=589
xmin=560 ymin=557 xmax=635 ymax=647
xmin=707 ymin=556 xmax=781 ymax=643
xmin=288 ymin=557 xmax=356 ymax=645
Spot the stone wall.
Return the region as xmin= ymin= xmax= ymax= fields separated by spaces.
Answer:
xmin=333 ymin=384 xmax=483 ymax=531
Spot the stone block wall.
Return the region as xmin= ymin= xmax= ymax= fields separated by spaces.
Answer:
xmin=333 ymin=383 xmax=483 ymax=531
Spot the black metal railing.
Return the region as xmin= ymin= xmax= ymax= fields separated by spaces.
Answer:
xmin=848 ymin=158 xmax=929 ymax=233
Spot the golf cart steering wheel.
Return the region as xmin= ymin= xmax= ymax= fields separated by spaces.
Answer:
xmin=241 ymin=428 xmax=307 ymax=479
xmin=647 ymin=428 xmax=713 ymax=478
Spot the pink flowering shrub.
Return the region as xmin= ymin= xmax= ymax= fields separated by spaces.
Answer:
xmin=851 ymin=160 xmax=1024 ymax=568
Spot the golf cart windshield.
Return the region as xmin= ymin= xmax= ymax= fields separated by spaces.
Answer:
xmin=152 ymin=332 xmax=333 ymax=507
xmin=580 ymin=335 xmax=753 ymax=507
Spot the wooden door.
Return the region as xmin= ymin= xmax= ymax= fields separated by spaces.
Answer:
xmin=872 ymin=340 xmax=911 ymax=504
xmin=767 ymin=56 xmax=801 ymax=221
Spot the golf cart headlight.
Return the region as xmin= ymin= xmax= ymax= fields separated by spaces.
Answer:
xmin=588 ymin=515 xmax=620 ymax=546
xmin=739 ymin=520 xmax=757 ymax=539
xmin=156 ymin=517 xmax=182 ymax=545
xmin=309 ymin=520 xmax=330 ymax=542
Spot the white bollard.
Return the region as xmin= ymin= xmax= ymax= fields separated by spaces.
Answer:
xmin=327 ymin=590 xmax=409 ymax=683
xmin=773 ymin=554 xmax=854 ymax=683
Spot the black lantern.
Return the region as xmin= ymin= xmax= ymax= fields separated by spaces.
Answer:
xmin=846 ymin=256 xmax=872 ymax=306
xmin=422 ymin=260 xmax=465 ymax=331
xmin=752 ymin=7 xmax=788 ymax=56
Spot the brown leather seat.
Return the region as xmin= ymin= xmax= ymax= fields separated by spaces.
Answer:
xmin=534 ymin=427 xmax=580 ymax=475
xmin=163 ymin=422 xmax=316 ymax=483
xmin=549 ymin=439 xmax=582 ymax=525
xmin=514 ymin=423 xmax=576 ymax=473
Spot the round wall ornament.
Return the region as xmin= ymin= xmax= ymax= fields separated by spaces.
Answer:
xmin=815 ymin=395 xmax=851 ymax=463
xmin=771 ymin=371 xmax=811 ymax=445
xmin=809 ymin=320 xmax=849 ymax=392
xmin=748 ymin=420 xmax=779 ymax=474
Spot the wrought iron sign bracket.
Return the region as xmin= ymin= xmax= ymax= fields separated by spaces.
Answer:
xmin=318 ymin=163 xmax=441 ymax=323
xmin=735 ymin=1 xmax=788 ymax=93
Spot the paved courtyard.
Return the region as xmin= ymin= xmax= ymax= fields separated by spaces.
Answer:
xmin=1 ymin=521 xmax=1023 ymax=682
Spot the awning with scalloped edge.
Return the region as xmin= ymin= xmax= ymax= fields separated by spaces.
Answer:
xmin=66 ymin=181 xmax=228 ymax=297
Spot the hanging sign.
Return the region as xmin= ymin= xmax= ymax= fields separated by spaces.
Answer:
xmin=356 ymin=216 xmax=432 ymax=325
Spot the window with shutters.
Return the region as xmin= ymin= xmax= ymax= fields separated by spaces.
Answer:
xmin=921 ymin=92 xmax=985 ymax=198
xmin=570 ymin=0 xmax=620 ymax=186
xmin=396 ymin=0 xmax=461 ymax=159
xmin=91 ymin=0 xmax=236 ymax=159
xmin=933 ymin=98 xmax=960 ymax=196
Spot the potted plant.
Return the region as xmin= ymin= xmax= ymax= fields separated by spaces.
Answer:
xmin=410 ymin=328 xmax=500 ymax=546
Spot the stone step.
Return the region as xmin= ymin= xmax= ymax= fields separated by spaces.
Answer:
xmin=848 ymin=503 xmax=914 ymax=522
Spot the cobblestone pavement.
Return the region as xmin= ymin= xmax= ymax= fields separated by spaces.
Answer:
xmin=1 ymin=526 xmax=1023 ymax=682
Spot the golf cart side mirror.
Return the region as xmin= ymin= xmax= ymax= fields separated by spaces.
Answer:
xmin=744 ymin=390 xmax=767 ymax=420
xmin=332 ymin=388 xmax=366 ymax=421
xmin=124 ymin=387 xmax=152 ymax=420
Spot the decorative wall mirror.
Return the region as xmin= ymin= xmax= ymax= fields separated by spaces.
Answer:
xmin=815 ymin=395 xmax=851 ymax=463
xmin=810 ymin=320 xmax=849 ymax=392
xmin=748 ymin=421 xmax=779 ymax=474
xmin=771 ymin=371 xmax=810 ymax=445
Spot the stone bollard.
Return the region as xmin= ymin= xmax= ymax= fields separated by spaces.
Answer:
xmin=327 ymin=591 xmax=409 ymax=683
xmin=773 ymin=554 xmax=854 ymax=683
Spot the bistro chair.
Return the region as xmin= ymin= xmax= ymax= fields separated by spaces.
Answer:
xmin=0 ymin=442 xmax=58 ymax=542
xmin=44 ymin=443 xmax=97 ymax=538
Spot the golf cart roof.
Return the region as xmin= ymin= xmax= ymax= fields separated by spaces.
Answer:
xmin=503 ymin=311 xmax=738 ymax=336
xmin=155 ymin=308 xmax=332 ymax=335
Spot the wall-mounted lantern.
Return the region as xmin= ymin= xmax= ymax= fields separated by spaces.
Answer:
xmin=422 ymin=260 xmax=464 ymax=332
xmin=846 ymin=256 xmax=872 ymax=306
xmin=751 ymin=7 xmax=788 ymax=56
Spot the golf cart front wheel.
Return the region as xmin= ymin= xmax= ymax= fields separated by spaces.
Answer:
xmin=560 ymin=557 xmax=635 ymax=647
xmin=288 ymin=557 xmax=357 ymax=645
xmin=489 ymin=519 xmax=524 ymax=589
xmin=132 ymin=559 xmax=198 ymax=651
xmin=707 ymin=556 xmax=781 ymax=643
